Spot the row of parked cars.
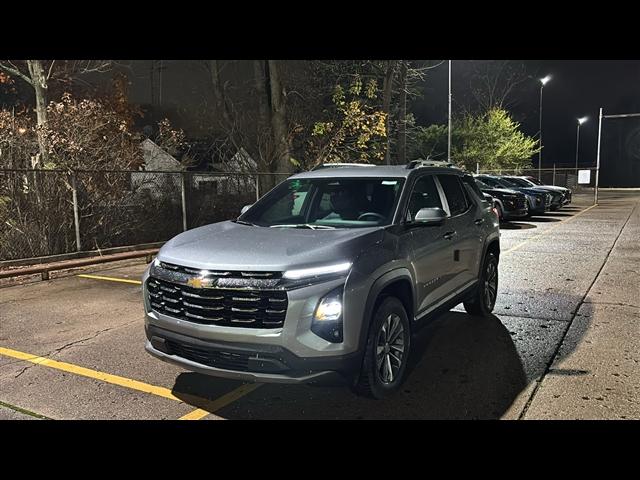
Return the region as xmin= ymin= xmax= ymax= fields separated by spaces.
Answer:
xmin=474 ymin=175 xmax=572 ymax=222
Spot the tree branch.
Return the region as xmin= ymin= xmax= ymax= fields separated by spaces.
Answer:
xmin=0 ymin=61 xmax=32 ymax=85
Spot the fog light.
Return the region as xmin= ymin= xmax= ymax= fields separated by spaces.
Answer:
xmin=315 ymin=297 xmax=342 ymax=321
xmin=311 ymin=288 xmax=344 ymax=343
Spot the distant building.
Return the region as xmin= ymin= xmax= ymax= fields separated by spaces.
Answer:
xmin=131 ymin=139 xmax=182 ymax=200
xmin=140 ymin=138 xmax=183 ymax=171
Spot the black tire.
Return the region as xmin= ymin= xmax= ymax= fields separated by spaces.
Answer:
xmin=464 ymin=251 xmax=499 ymax=317
xmin=353 ymin=297 xmax=411 ymax=399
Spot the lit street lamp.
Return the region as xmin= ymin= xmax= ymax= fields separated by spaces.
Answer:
xmin=538 ymin=75 xmax=551 ymax=180
xmin=575 ymin=116 xmax=588 ymax=171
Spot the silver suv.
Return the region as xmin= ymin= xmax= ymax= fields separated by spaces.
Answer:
xmin=143 ymin=162 xmax=500 ymax=398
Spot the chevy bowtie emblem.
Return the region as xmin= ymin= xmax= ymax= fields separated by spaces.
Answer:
xmin=187 ymin=277 xmax=213 ymax=288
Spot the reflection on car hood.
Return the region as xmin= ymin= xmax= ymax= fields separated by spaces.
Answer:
xmin=157 ymin=221 xmax=384 ymax=272
xmin=507 ymin=186 xmax=549 ymax=196
xmin=481 ymin=187 xmax=522 ymax=196
xmin=528 ymin=185 xmax=569 ymax=193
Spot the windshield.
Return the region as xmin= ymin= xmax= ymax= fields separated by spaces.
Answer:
xmin=505 ymin=177 xmax=534 ymax=187
xmin=239 ymin=177 xmax=405 ymax=228
xmin=474 ymin=178 xmax=492 ymax=190
xmin=525 ymin=177 xmax=543 ymax=185
xmin=478 ymin=176 xmax=513 ymax=189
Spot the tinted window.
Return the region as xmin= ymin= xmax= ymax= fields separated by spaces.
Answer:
xmin=461 ymin=175 xmax=485 ymax=201
xmin=438 ymin=175 xmax=468 ymax=216
xmin=407 ymin=175 xmax=442 ymax=221
xmin=505 ymin=177 xmax=532 ymax=187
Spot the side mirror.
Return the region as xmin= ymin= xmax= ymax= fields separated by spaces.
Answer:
xmin=413 ymin=207 xmax=447 ymax=225
xmin=240 ymin=204 xmax=253 ymax=215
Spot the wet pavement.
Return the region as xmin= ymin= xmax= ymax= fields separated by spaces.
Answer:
xmin=1 ymin=191 xmax=638 ymax=419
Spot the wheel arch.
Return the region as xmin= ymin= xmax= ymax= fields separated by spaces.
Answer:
xmin=358 ymin=268 xmax=415 ymax=353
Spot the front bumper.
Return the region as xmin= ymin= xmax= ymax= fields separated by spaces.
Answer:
xmin=145 ymin=324 xmax=361 ymax=384
xmin=142 ymin=264 xmax=366 ymax=384
xmin=502 ymin=207 xmax=529 ymax=220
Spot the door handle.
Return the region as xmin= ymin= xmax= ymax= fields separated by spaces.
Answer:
xmin=443 ymin=230 xmax=457 ymax=240
xmin=474 ymin=218 xmax=484 ymax=225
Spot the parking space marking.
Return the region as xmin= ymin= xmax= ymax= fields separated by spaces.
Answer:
xmin=178 ymin=383 xmax=262 ymax=420
xmin=0 ymin=345 xmax=256 ymax=418
xmin=76 ymin=274 xmax=142 ymax=285
xmin=0 ymin=346 xmax=182 ymax=401
xmin=503 ymin=204 xmax=598 ymax=256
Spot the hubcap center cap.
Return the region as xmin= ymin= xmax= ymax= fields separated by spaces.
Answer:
xmin=384 ymin=344 xmax=390 ymax=354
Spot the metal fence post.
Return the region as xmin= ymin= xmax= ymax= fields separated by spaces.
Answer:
xmin=180 ymin=171 xmax=188 ymax=231
xmin=552 ymin=164 xmax=556 ymax=185
xmin=255 ymin=174 xmax=260 ymax=202
xmin=71 ymin=172 xmax=82 ymax=252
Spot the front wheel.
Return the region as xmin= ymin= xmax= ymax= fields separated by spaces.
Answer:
xmin=464 ymin=252 xmax=499 ymax=317
xmin=353 ymin=297 xmax=411 ymax=399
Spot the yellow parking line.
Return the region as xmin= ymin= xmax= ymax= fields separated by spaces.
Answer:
xmin=178 ymin=383 xmax=262 ymax=420
xmin=77 ymin=274 xmax=142 ymax=285
xmin=0 ymin=346 xmax=181 ymax=401
xmin=503 ymin=203 xmax=598 ymax=255
xmin=0 ymin=345 xmax=260 ymax=419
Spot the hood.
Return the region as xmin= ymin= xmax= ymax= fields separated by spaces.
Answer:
xmin=529 ymin=185 xmax=568 ymax=193
xmin=481 ymin=187 xmax=522 ymax=197
xmin=157 ymin=221 xmax=384 ymax=272
xmin=508 ymin=186 xmax=548 ymax=196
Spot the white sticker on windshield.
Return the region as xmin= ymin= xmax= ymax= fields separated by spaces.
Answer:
xmin=381 ymin=181 xmax=398 ymax=185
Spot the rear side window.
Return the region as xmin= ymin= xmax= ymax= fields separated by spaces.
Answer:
xmin=461 ymin=175 xmax=484 ymax=201
xmin=438 ymin=175 xmax=469 ymax=216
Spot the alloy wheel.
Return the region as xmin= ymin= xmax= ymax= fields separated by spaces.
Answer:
xmin=375 ymin=313 xmax=405 ymax=384
xmin=484 ymin=260 xmax=498 ymax=310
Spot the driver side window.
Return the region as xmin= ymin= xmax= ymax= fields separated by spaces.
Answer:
xmin=407 ymin=175 xmax=443 ymax=221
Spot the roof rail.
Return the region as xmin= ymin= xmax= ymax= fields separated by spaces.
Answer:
xmin=311 ymin=163 xmax=376 ymax=171
xmin=406 ymin=159 xmax=455 ymax=169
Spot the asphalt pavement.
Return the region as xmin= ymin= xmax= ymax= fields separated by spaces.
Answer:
xmin=0 ymin=191 xmax=638 ymax=419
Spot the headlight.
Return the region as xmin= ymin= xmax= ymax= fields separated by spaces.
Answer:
xmin=283 ymin=262 xmax=351 ymax=280
xmin=311 ymin=287 xmax=344 ymax=343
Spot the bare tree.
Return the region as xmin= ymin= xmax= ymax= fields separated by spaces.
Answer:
xmin=468 ymin=60 xmax=530 ymax=112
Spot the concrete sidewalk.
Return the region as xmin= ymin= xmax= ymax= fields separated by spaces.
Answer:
xmin=522 ymin=196 xmax=640 ymax=419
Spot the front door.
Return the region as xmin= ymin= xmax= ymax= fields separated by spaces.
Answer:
xmin=406 ymin=174 xmax=456 ymax=315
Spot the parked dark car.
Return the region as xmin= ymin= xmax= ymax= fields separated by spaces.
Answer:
xmin=501 ymin=176 xmax=565 ymax=210
xmin=476 ymin=175 xmax=551 ymax=216
xmin=474 ymin=178 xmax=528 ymax=221
xmin=516 ymin=176 xmax=572 ymax=205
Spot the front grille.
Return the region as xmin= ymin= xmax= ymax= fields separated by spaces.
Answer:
xmin=158 ymin=261 xmax=281 ymax=279
xmin=504 ymin=195 xmax=526 ymax=210
xmin=165 ymin=340 xmax=250 ymax=371
xmin=147 ymin=277 xmax=287 ymax=328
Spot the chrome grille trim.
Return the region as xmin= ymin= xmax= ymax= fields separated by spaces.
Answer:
xmin=147 ymin=277 xmax=287 ymax=328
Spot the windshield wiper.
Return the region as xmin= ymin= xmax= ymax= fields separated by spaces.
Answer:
xmin=270 ymin=224 xmax=335 ymax=230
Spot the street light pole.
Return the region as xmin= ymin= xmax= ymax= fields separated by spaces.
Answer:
xmin=447 ymin=60 xmax=452 ymax=163
xmin=595 ymin=107 xmax=603 ymax=205
xmin=575 ymin=117 xmax=587 ymax=172
xmin=538 ymin=75 xmax=551 ymax=181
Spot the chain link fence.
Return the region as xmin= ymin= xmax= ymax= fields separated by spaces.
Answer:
xmin=0 ymin=169 xmax=289 ymax=261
